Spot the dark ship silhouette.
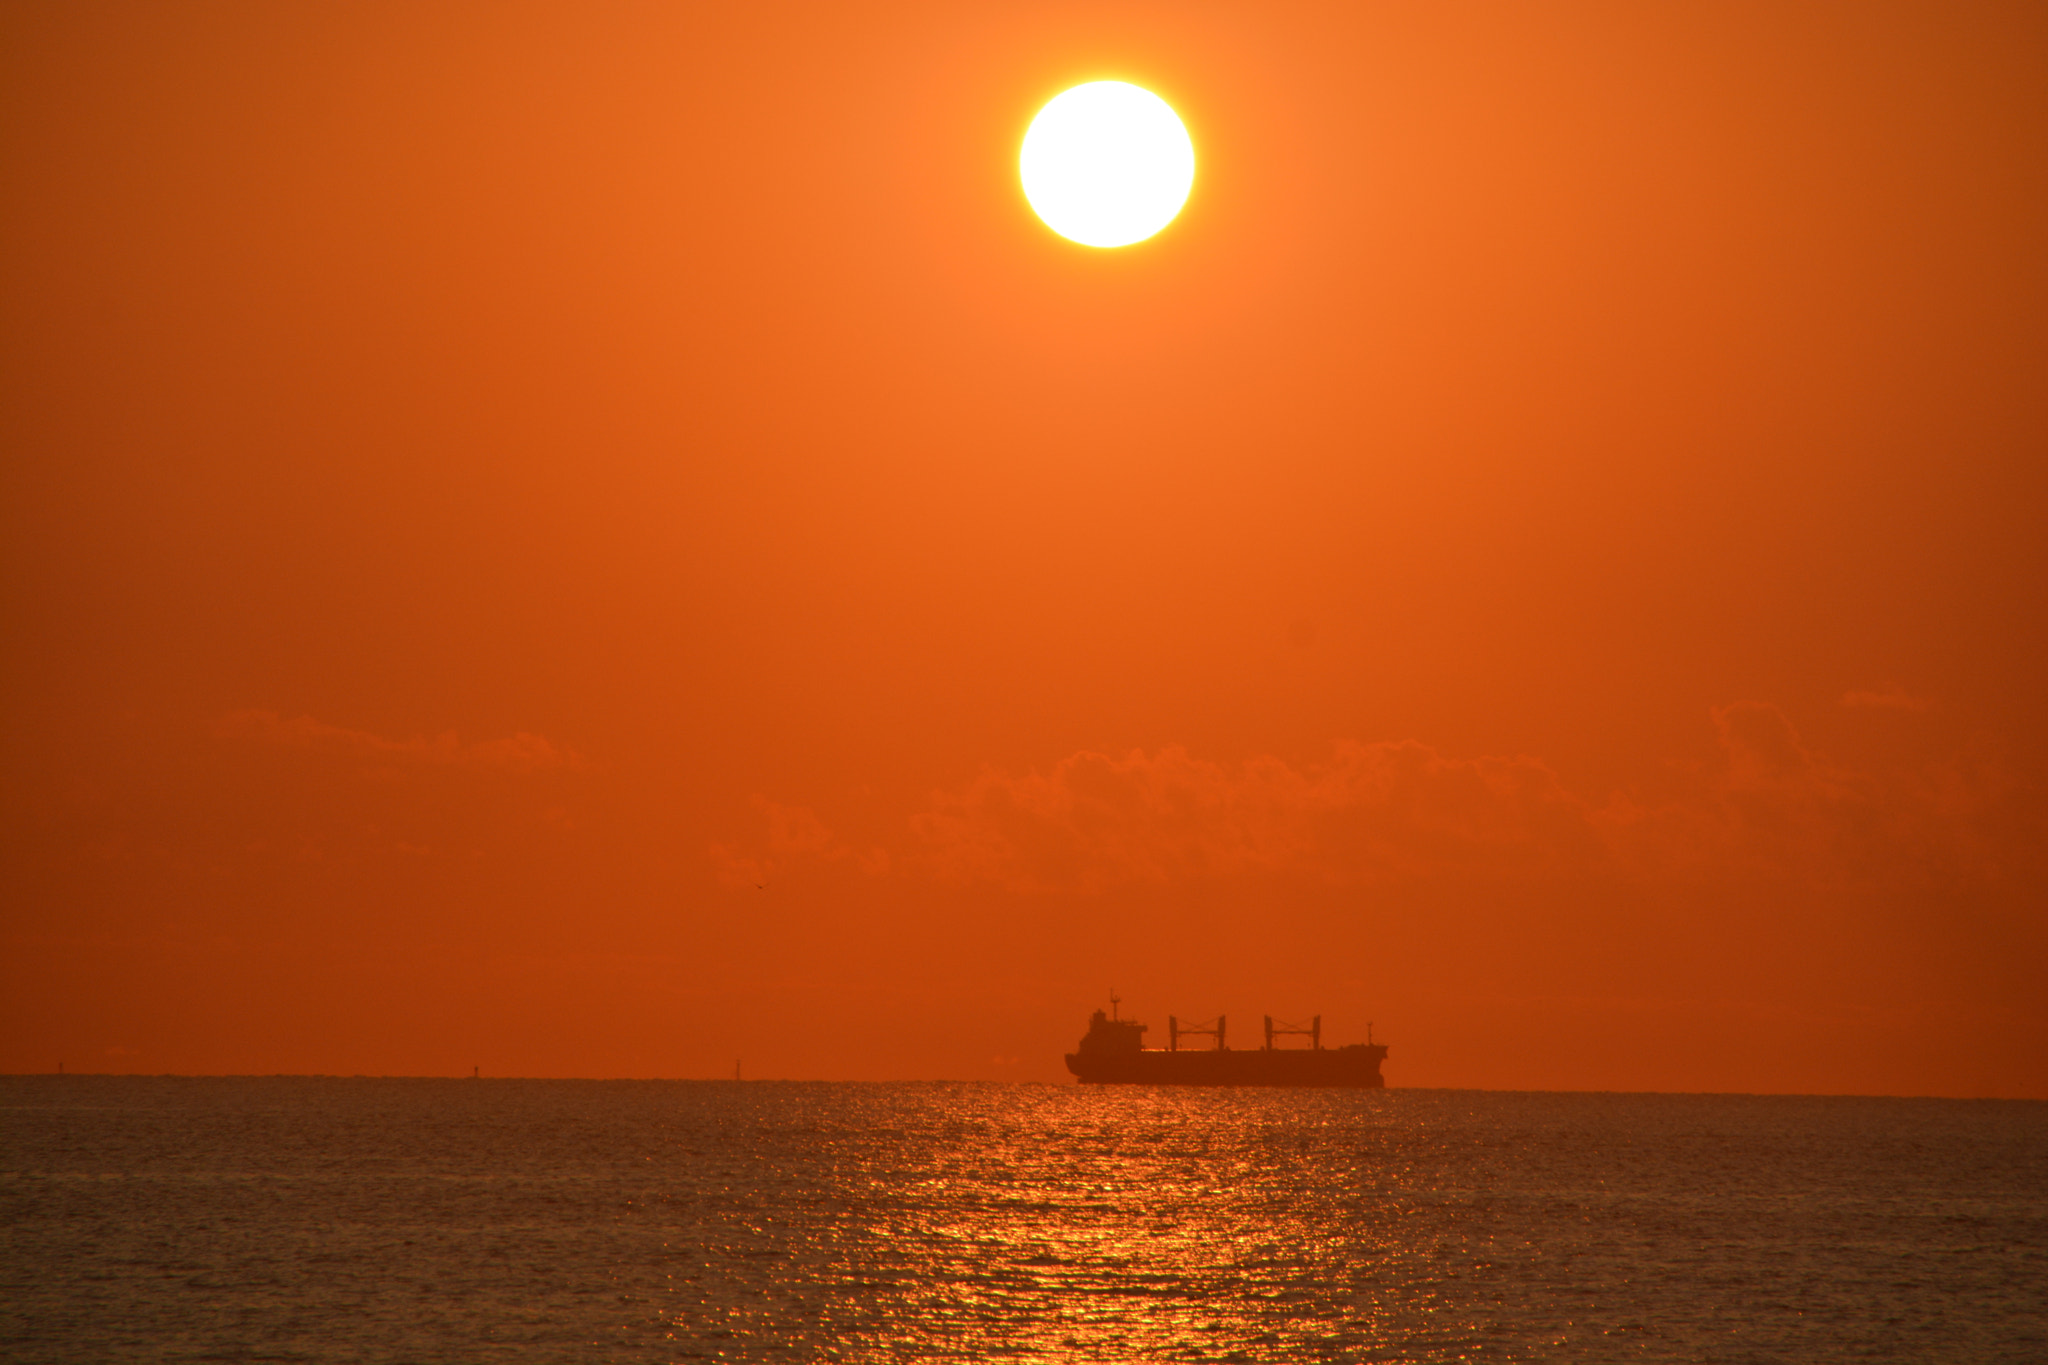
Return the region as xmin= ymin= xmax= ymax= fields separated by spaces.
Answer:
xmin=1064 ymin=994 xmax=1388 ymax=1087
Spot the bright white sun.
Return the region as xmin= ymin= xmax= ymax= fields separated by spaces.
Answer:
xmin=1020 ymin=81 xmax=1195 ymax=248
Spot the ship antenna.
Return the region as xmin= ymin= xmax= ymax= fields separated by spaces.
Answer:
xmin=1109 ymin=988 xmax=1120 ymax=1021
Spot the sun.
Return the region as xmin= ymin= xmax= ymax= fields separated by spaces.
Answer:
xmin=1020 ymin=82 xmax=1195 ymax=248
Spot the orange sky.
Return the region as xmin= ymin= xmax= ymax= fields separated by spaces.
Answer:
xmin=4 ymin=1 xmax=2044 ymax=1094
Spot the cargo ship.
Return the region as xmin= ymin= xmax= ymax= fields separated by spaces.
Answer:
xmin=1064 ymin=994 xmax=1387 ymax=1087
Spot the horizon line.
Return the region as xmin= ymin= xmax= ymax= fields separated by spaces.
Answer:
xmin=3 ymin=1073 xmax=2039 ymax=1102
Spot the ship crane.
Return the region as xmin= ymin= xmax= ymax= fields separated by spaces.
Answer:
xmin=1168 ymin=1015 xmax=1226 ymax=1051
xmin=1263 ymin=1015 xmax=1322 ymax=1050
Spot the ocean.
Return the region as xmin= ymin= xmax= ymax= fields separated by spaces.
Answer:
xmin=2 ymin=1078 xmax=2043 ymax=1362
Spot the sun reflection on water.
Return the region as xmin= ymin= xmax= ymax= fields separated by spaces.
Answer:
xmin=666 ymin=1085 xmax=1463 ymax=1360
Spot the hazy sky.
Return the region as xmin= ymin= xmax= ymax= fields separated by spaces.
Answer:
xmin=4 ymin=1 xmax=2044 ymax=1093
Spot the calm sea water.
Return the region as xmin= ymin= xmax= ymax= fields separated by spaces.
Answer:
xmin=1 ymin=1078 xmax=2043 ymax=1363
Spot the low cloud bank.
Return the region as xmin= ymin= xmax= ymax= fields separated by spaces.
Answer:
xmin=911 ymin=741 xmax=1594 ymax=892
xmin=711 ymin=797 xmax=890 ymax=888
xmin=721 ymin=703 xmax=2040 ymax=894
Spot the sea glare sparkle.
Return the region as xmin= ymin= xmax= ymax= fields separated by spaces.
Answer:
xmin=3 ymin=1078 xmax=2044 ymax=1361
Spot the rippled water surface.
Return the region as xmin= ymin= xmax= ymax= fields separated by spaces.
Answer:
xmin=2 ymin=1078 xmax=2044 ymax=1362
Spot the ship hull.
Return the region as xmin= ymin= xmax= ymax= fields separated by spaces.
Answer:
xmin=1065 ymin=1045 xmax=1386 ymax=1088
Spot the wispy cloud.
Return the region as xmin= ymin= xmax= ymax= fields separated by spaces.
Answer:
xmin=1843 ymin=686 xmax=1935 ymax=712
xmin=213 ymin=710 xmax=584 ymax=774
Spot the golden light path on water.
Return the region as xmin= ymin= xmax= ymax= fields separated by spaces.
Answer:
xmin=681 ymin=1085 xmax=1460 ymax=1358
